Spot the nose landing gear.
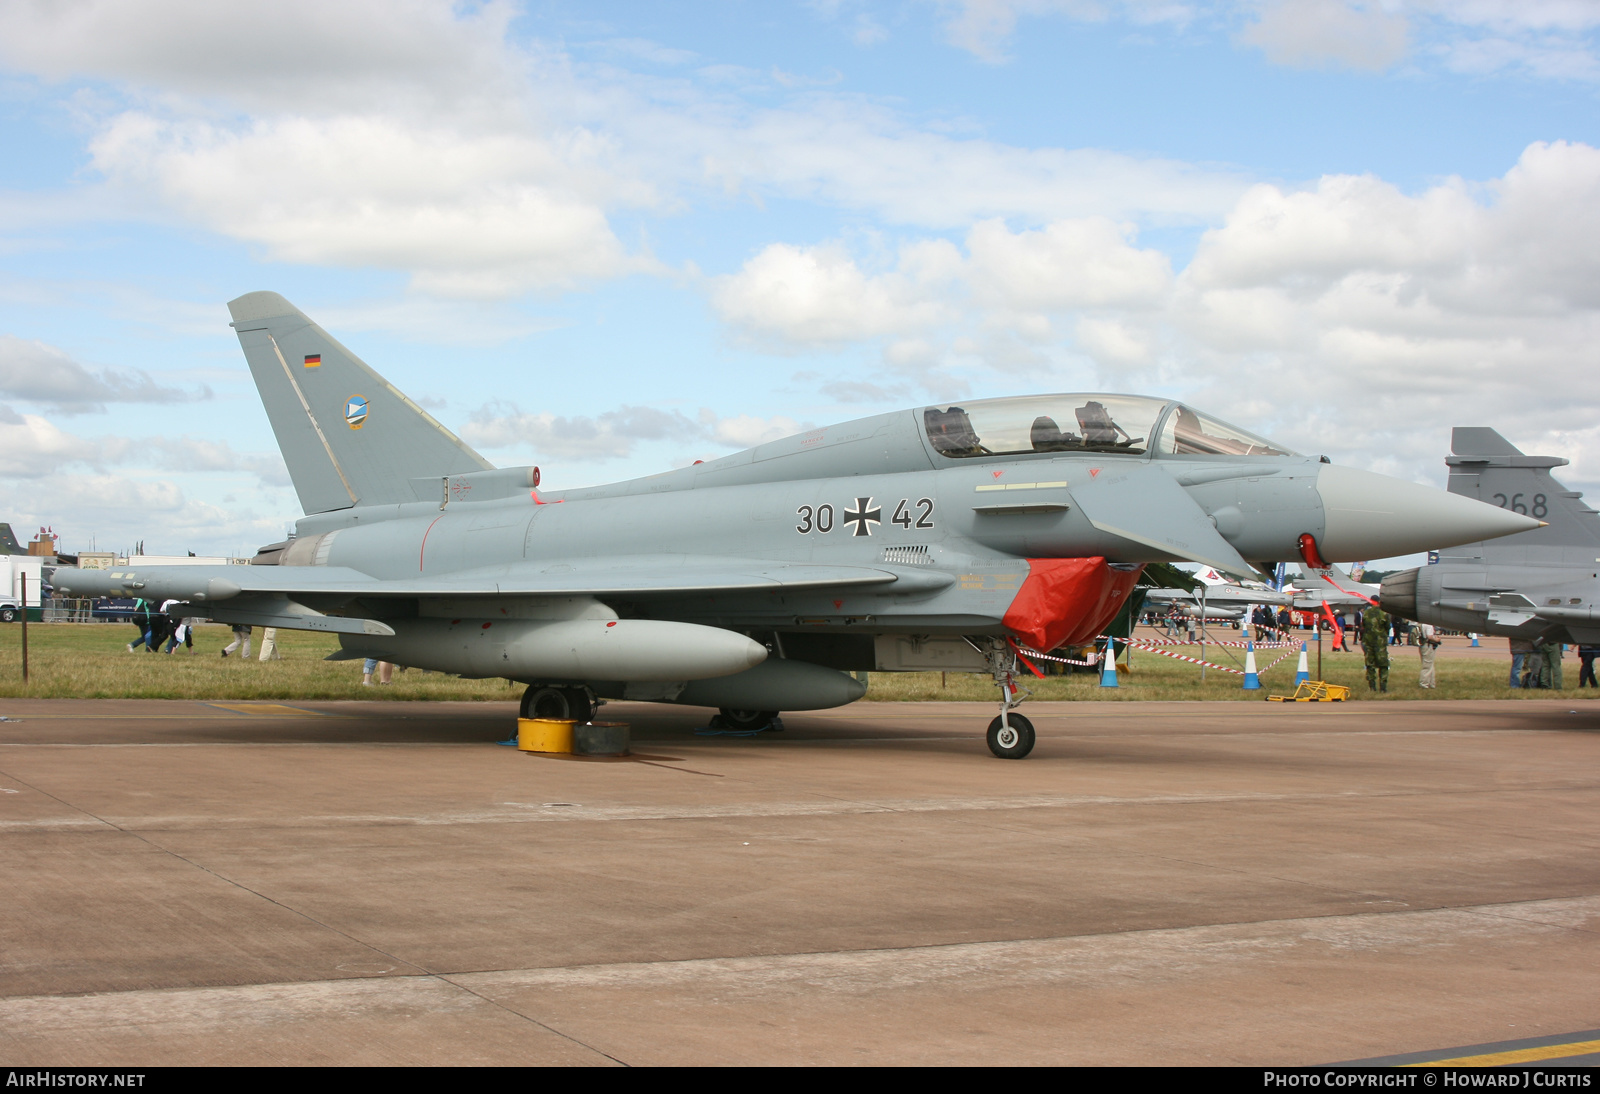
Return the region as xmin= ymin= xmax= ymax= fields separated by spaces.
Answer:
xmin=980 ymin=639 xmax=1036 ymax=759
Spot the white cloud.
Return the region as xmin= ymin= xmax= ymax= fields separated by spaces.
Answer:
xmin=1437 ymin=33 xmax=1600 ymax=80
xmin=1157 ymin=141 xmax=1600 ymax=483
xmin=0 ymin=334 xmax=201 ymax=412
xmin=1074 ymin=317 xmax=1156 ymax=364
xmin=689 ymin=105 xmax=1249 ymax=228
xmin=462 ymin=403 xmax=806 ymax=460
xmin=0 ymin=469 xmax=287 ymax=557
xmin=143 ymin=438 xmax=292 ymax=488
xmin=0 ymin=0 xmax=1253 ymax=305
xmin=88 ymin=113 xmax=656 ymax=298
xmin=315 ymin=297 xmax=565 ymax=348
xmin=0 ymin=1 xmax=654 ymax=298
xmin=0 ymin=406 xmax=301 ymax=554
xmin=966 ymin=217 xmax=1172 ymax=312
xmin=463 ymin=404 xmax=701 ymax=459
xmin=0 ymin=408 xmax=290 ymax=493
xmin=1240 ymin=0 xmax=1410 ymax=71
xmin=0 ymin=0 xmax=519 ymax=111
xmin=0 ymin=410 xmax=90 ymax=477
xmin=928 ymin=1 xmax=1600 ymax=82
xmin=712 ymin=242 xmax=957 ymax=345
xmin=712 ymin=216 xmax=1173 ymax=357
xmin=704 ymin=141 xmax=1600 ymax=492
xmin=1425 ymin=1 xmax=1600 ymax=35
xmin=39 ymin=474 xmax=187 ymax=514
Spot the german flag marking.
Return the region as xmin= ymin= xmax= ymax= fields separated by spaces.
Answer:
xmin=304 ymin=354 xmax=322 ymax=367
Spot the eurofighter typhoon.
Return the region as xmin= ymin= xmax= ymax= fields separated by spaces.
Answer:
xmin=55 ymin=293 xmax=1540 ymax=758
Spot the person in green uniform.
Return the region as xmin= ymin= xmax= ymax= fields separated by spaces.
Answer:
xmin=1362 ymin=603 xmax=1391 ymax=692
xmin=1538 ymin=640 xmax=1563 ymax=689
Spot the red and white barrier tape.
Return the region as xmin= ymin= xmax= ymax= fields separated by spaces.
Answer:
xmin=1117 ymin=641 xmax=1300 ymax=678
xmin=1007 ymin=635 xmax=1302 ymax=680
xmin=1010 ymin=644 xmax=1099 ymax=668
xmin=1123 ymin=642 xmax=1247 ymax=675
xmin=1133 ymin=636 xmax=1299 ymax=650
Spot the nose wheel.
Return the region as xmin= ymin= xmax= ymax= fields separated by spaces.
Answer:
xmin=987 ymin=714 xmax=1035 ymax=759
xmin=974 ymin=637 xmax=1038 ymax=759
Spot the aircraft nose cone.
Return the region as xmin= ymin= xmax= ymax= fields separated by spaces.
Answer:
xmin=1316 ymin=464 xmax=1541 ymax=561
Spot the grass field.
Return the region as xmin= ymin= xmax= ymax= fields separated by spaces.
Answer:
xmin=0 ymin=621 xmax=1590 ymax=704
xmin=0 ymin=623 xmax=519 ymax=702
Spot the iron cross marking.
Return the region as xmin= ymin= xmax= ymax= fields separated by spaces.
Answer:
xmin=843 ymin=497 xmax=882 ymax=537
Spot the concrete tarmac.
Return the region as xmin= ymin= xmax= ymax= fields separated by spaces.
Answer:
xmin=0 ymin=697 xmax=1596 ymax=1066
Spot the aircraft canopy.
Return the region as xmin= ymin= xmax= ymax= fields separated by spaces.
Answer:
xmin=922 ymin=394 xmax=1293 ymax=460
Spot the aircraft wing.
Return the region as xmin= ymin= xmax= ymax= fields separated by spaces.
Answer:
xmin=55 ymin=557 xmax=953 ymax=603
xmin=1069 ymin=464 xmax=1259 ymax=580
xmin=55 ymin=558 xmax=954 ymax=638
xmin=1145 ymin=586 xmax=1289 ymax=607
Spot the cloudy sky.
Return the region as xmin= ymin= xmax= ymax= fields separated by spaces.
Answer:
xmin=2 ymin=0 xmax=1598 ymax=559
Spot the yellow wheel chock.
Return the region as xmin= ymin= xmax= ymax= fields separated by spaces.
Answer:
xmin=1267 ymin=681 xmax=1350 ymax=702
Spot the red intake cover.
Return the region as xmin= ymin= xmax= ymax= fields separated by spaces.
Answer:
xmin=1002 ymin=557 xmax=1144 ymax=651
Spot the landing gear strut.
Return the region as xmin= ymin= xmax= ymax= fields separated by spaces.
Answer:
xmin=520 ymin=685 xmax=593 ymax=723
xmin=981 ymin=639 xmax=1035 ymax=759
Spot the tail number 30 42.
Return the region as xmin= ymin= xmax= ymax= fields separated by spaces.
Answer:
xmin=797 ymin=498 xmax=934 ymax=534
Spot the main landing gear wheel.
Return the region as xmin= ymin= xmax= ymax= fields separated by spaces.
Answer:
xmin=717 ymin=708 xmax=779 ymax=731
xmin=986 ymin=714 xmax=1035 ymax=759
xmin=520 ymin=686 xmax=592 ymax=723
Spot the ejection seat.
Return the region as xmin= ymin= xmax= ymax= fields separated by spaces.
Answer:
xmin=1075 ymin=400 xmax=1140 ymax=449
xmin=924 ymin=406 xmax=988 ymax=457
xmin=1029 ymin=415 xmax=1081 ymax=452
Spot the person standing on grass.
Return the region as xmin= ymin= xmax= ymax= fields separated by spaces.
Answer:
xmin=1510 ymin=637 xmax=1531 ymax=688
xmin=1538 ymin=640 xmax=1562 ymax=690
xmin=1579 ymin=645 xmax=1598 ymax=688
xmin=1522 ymin=643 xmax=1546 ymax=688
xmin=1362 ymin=603 xmax=1390 ymax=692
xmin=1417 ymin=622 xmax=1441 ymax=689
xmin=221 ymin=625 xmax=252 ymax=659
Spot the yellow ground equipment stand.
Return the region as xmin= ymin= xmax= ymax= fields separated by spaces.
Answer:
xmin=1267 ymin=681 xmax=1350 ymax=702
xmin=518 ymin=718 xmax=576 ymax=752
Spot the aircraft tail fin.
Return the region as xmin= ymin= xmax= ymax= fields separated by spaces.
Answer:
xmin=1445 ymin=427 xmax=1600 ymax=551
xmin=228 ymin=292 xmax=492 ymax=514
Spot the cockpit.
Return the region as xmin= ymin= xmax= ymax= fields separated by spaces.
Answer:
xmin=922 ymin=394 xmax=1293 ymax=460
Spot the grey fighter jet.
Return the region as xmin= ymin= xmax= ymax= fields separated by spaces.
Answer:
xmin=1380 ymin=428 xmax=1600 ymax=645
xmin=1287 ymin=563 xmax=1379 ymax=610
xmin=1143 ymin=568 xmax=1288 ymax=626
xmin=54 ymin=293 xmax=1540 ymax=758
